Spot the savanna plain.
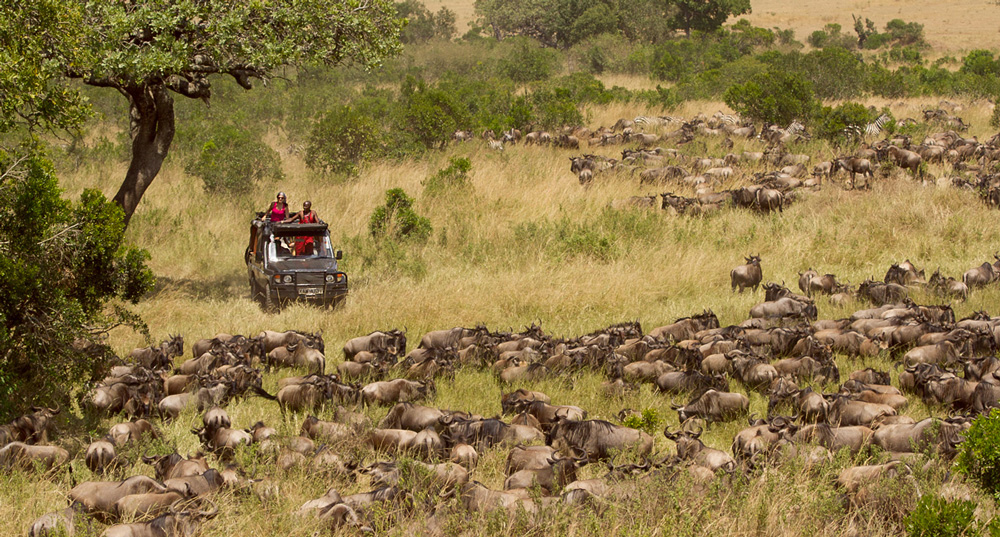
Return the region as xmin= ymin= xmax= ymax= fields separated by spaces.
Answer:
xmin=8 ymin=1 xmax=1000 ymax=536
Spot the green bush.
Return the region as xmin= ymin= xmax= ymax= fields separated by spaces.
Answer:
xmin=306 ymin=105 xmax=382 ymax=176
xmin=184 ymin=124 xmax=283 ymax=195
xmin=369 ymin=188 xmax=432 ymax=241
xmin=813 ymin=102 xmax=886 ymax=144
xmin=961 ymin=50 xmax=1000 ymax=77
xmin=724 ymin=68 xmax=816 ymax=125
xmin=0 ymin=147 xmax=153 ymax=414
xmin=398 ymin=76 xmax=467 ymax=150
xmin=958 ymin=408 xmax=1000 ymax=498
xmin=499 ymin=39 xmax=560 ymax=84
xmin=622 ymin=408 xmax=661 ymax=436
xmin=904 ymin=495 xmax=979 ymax=537
xmin=806 ymin=23 xmax=856 ymax=50
xmin=423 ymin=157 xmax=472 ymax=197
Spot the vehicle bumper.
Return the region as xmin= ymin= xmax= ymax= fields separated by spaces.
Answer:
xmin=272 ymin=283 xmax=348 ymax=303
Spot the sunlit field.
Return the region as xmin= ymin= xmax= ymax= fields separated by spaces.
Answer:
xmin=6 ymin=2 xmax=1000 ymax=535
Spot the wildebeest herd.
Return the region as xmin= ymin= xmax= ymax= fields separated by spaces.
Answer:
xmin=7 ymin=245 xmax=1000 ymax=535
xmin=454 ymin=105 xmax=1000 ymax=215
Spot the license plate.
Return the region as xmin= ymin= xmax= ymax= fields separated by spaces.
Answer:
xmin=298 ymin=287 xmax=322 ymax=296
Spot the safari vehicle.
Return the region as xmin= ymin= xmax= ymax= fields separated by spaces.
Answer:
xmin=245 ymin=216 xmax=348 ymax=311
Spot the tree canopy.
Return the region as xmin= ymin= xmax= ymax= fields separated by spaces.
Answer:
xmin=0 ymin=0 xmax=404 ymax=226
xmin=473 ymin=0 xmax=750 ymax=46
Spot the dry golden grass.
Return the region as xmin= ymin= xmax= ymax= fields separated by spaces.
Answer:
xmin=5 ymin=95 xmax=1000 ymax=535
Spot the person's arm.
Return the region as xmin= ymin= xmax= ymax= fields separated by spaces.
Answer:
xmin=314 ymin=212 xmax=324 ymax=225
xmin=284 ymin=211 xmax=301 ymax=223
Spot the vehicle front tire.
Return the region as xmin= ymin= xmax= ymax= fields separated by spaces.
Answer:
xmin=263 ymin=283 xmax=279 ymax=314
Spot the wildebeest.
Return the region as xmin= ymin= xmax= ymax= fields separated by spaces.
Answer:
xmin=4 ymin=406 xmax=60 ymax=444
xmin=749 ymin=297 xmax=817 ymax=321
xmin=141 ymin=453 xmax=210 ymax=482
xmin=664 ymin=427 xmax=736 ymax=472
xmin=833 ymin=157 xmax=874 ymax=189
xmin=731 ymin=255 xmax=763 ymax=293
xmin=361 ymin=379 xmax=434 ymax=406
xmin=0 ymin=442 xmax=69 ymax=472
xmin=258 ymin=330 xmax=324 ymax=355
xmin=86 ymin=437 xmax=118 ymax=475
xmin=546 ymin=419 xmax=653 ymax=462
xmin=100 ymin=499 xmax=218 ymax=537
xmin=672 ymin=389 xmax=749 ymax=423
xmin=963 ymin=255 xmax=1000 ymax=288
xmin=343 ymin=329 xmax=406 ymax=361
xmin=266 ymin=339 xmax=325 ymax=375
xmin=888 ymin=145 xmax=922 ymax=176
xmin=649 ymin=311 xmax=719 ymax=342
xmin=791 ymin=423 xmax=874 ymax=454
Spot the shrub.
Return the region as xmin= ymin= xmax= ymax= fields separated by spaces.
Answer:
xmin=184 ymin=124 xmax=283 ymax=195
xmin=622 ymin=408 xmax=661 ymax=436
xmin=369 ymin=188 xmax=432 ymax=241
xmin=724 ymin=68 xmax=816 ymax=125
xmin=423 ymin=157 xmax=472 ymax=197
xmin=499 ymin=39 xmax=560 ymax=83
xmin=0 ymin=147 xmax=153 ymax=415
xmin=957 ymin=408 xmax=1000 ymax=498
xmin=306 ymin=105 xmax=382 ymax=176
xmin=904 ymin=495 xmax=979 ymax=537
xmin=961 ymin=50 xmax=1000 ymax=77
xmin=398 ymin=76 xmax=467 ymax=150
xmin=813 ymin=102 xmax=883 ymax=144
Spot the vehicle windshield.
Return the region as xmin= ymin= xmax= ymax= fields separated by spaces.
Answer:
xmin=268 ymin=234 xmax=334 ymax=260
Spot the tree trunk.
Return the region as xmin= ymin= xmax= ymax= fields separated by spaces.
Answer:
xmin=113 ymin=84 xmax=175 ymax=227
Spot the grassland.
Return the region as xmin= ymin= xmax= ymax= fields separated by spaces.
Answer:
xmin=6 ymin=3 xmax=1000 ymax=534
xmin=3 ymin=94 xmax=998 ymax=536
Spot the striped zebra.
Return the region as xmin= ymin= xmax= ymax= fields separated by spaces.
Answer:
xmin=787 ymin=120 xmax=806 ymax=135
xmin=864 ymin=114 xmax=891 ymax=138
xmin=634 ymin=115 xmax=683 ymax=128
xmin=713 ymin=112 xmax=741 ymax=125
xmin=487 ymin=139 xmax=504 ymax=152
xmin=841 ymin=125 xmax=863 ymax=141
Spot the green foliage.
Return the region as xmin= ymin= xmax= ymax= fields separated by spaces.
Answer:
xmin=398 ymin=76 xmax=470 ymax=149
xmin=396 ymin=0 xmax=456 ymax=43
xmin=807 ymin=23 xmax=857 ymax=50
xmin=904 ymin=495 xmax=979 ymax=537
xmin=958 ymin=408 xmax=1000 ymax=499
xmin=499 ymin=39 xmax=560 ymax=83
xmin=184 ymin=124 xmax=283 ymax=196
xmin=423 ymin=157 xmax=472 ymax=197
xmin=306 ymin=105 xmax=382 ymax=176
xmin=622 ymin=408 xmax=661 ymax=436
xmin=853 ymin=14 xmax=877 ymax=49
xmin=724 ymin=68 xmax=816 ymax=125
xmin=0 ymin=146 xmax=153 ymax=415
xmin=369 ymin=188 xmax=432 ymax=241
xmin=962 ymin=50 xmax=1000 ymax=77
xmin=990 ymin=103 xmax=1000 ymax=129
xmin=531 ymin=89 xmax=584 ymax=129
xmin=670 ymin=0 xmax=752 ymax=36
xmin=813 ymin=102 xmax=883 ymax=144
xmin=0 ymin=1 xmax=91 ymax=134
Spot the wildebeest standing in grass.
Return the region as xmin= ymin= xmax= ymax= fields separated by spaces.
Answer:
xmin=731 ymin=255 xmax=762 ymax=293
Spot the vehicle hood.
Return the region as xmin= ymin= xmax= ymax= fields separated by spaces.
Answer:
xmin=269 ymin=258 xmax=339 ymax=272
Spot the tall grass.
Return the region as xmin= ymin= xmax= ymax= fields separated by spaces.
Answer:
xmin=5 ymin=97 xmax=1000 ymax=535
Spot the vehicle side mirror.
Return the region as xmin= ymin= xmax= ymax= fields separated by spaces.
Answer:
xmin=335 ymin=250 xmax=343 ymax=260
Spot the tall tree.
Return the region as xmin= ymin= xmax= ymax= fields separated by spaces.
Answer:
xmin=669 ymin=0 xmax=751 ymax=37
xmin=1 ymin=0 xmax=403 ymax=227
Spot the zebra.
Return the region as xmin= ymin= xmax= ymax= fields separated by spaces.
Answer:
xmin=487 ymin=139 xmax=504 ymax=152
xmin=634 ymin=115 xmax=684 ymax=128
xmin=713 ymin=112 xmax=741 ymax=125
xmin=787 ymin=120 xmax=806 ymax=135
xmin=864 ymin=114 xmax=892 ymax=138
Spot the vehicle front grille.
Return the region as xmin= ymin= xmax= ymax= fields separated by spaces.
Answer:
xmin=297 ymin=272 xmax=325 ymax=285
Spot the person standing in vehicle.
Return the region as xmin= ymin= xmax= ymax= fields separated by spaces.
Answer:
xmin=265 ymin=192 xmax=289 ymax=222
xmin=285 ymin=200 xmax=323 ymax=255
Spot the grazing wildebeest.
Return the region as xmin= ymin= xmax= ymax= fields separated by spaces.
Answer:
xmin=731 ymin=255 xmax=763 ymax=293
xmin=546 ymin=419 xmax=653 ymax=462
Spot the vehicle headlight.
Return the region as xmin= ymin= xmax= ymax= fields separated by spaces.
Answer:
xmin=282 ymin=275 xmax=293 ymax=284
xmin=325 ymin=274 xmax=335 ymax=283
